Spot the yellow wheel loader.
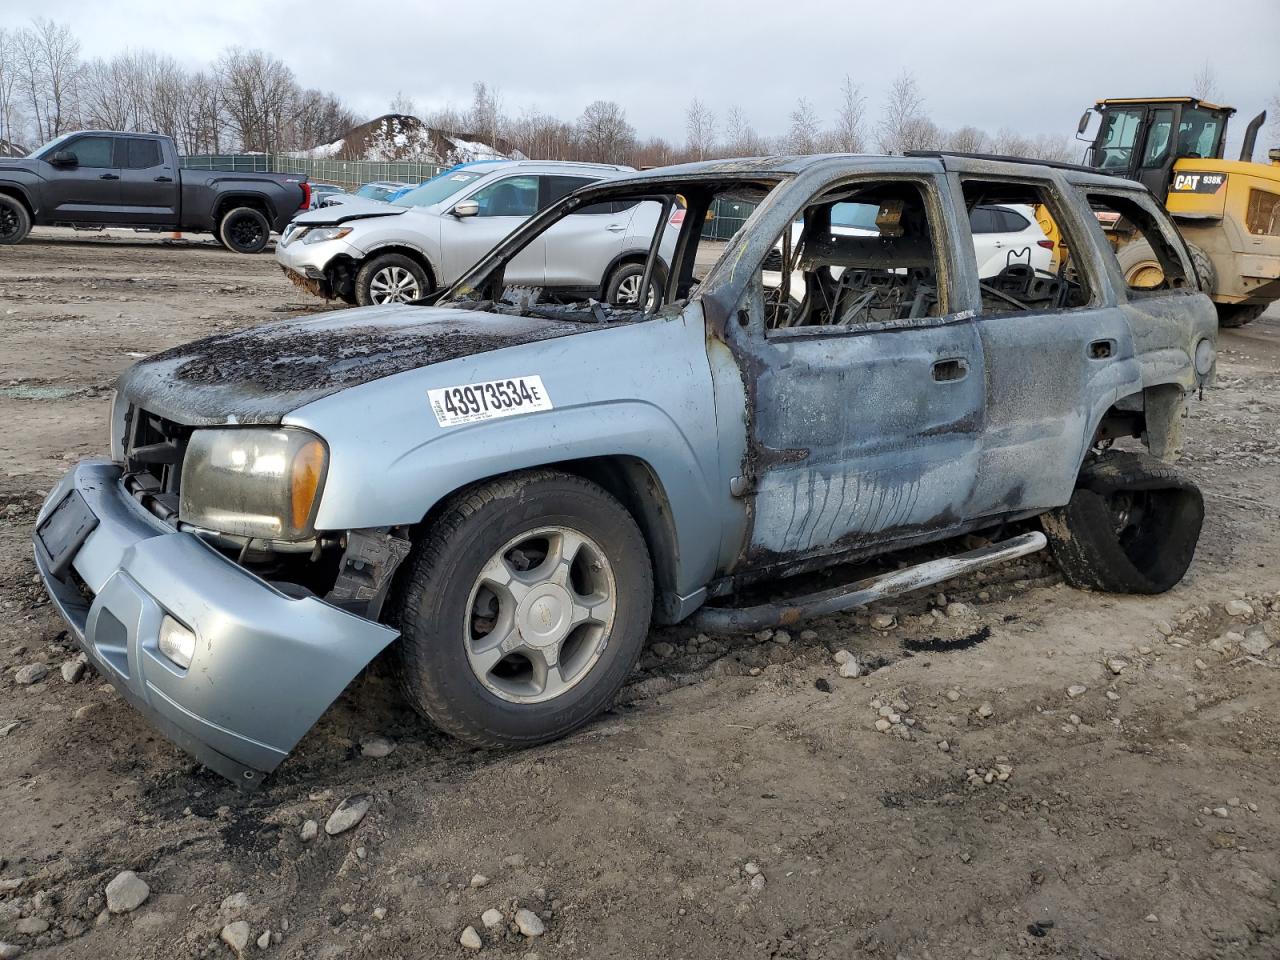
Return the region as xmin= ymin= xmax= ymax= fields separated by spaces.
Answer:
xmin=1078 ymin=97 xmax=1279 ymax=327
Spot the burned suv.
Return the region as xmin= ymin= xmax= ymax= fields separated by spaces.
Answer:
xmin=34 ymin=154 xmax=1216 ymax=785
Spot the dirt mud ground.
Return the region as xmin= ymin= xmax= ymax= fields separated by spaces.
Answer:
xmin=1 ymin=229 xmax=1278 ymax=960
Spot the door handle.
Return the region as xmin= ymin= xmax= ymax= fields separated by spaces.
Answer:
xmin=932 ymin=358 xmax=968 ymax=382
xmin=154 ymin=175 xmax=173 ymax=182
xmin=606 ymin=224 xmax=626 ymax=233
xmin=1088 ymin=339 xmax=1115 ymax=360
xmin=99 ymin=173 xmax=119 ymax=180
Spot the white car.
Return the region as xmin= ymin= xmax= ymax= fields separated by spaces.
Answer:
xmin=278 ymin=160 xmax=678 ymax=306
xmin=764 ymin=201 xmax=1053 ymax=291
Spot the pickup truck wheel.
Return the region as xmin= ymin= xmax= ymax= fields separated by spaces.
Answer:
xmin=218 ymin=207 xmax=271 ymax=254
xmin=391 ymin=470 xmax=653 ymax=748
xmin=356 ymin=253 xmax=430 ymax=306
xmin=0 ymin=195 xmax=31 ymax=245
xmin=1041 ymin=451 xmax=1203 ymax=594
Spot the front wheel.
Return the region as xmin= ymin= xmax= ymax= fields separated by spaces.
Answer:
xmin=604 ymin=262 xmax=663 ymax=310
xmin=392 ymin=470 xmax=653 ymax=747
xmin=355 ymin=253 xmax=431 ymax=306
xmin=0 ymin=195 xmax=32 ymax=245
xmin=218 ymin=207 xmax=271 ymax=254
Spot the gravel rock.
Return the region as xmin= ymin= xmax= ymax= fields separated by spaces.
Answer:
xmin=514 ymin=911 xmax=545 ymax=942
xmin=1225 ymin=599 xmax=1254 ymax=618
xmin=13 ymin=919 xmax=46 ymax=935
xmin=459 ymin=925 xmax=483 ymax=950
xmin=220 ymin=892 xmax=250 ymax=913
xmin=743 ymin=861 xmax=761 ymax=876
xmin=651 ymin=641 xmax=675 ymax=658
xmin=105 ymin=870 xmax=150 ymax=913
xmin=325 ymin=794 xmax=372 ymax=835
xmin=976 ymin=702 xmax=994 ymax=719
xmin=256 ymin=930 xmax=271 ymax=950
xmin=1066 ymin=684 xmax=1087 ymax=699
xmin=502 ymin=854 xmax=526 ymax=868
xmin=1106 ymin=690 xmax=1121 ymax=702
xmin=837 ymin=658 xmax=861 ymax=679
xmin=748 ymin=873 xmax=767 ymax=894
xmin=470 ymin=874 xmax=489 ymax=888
xmin=13 ymin=664 xmax=48 ymax=685
xmin=480 ymin=907 xmax=504 ymax=929
xmin=0 ymin=722 xmax=20 ymax=737
xmin=870 ymin=614 xmax=896 ymax=631
xmin=874 ymin=718 xmax=891 ymax=732
xmin=299 ymin=819 xmax=318 ymax=841
xmin=1240 ymin=628 xmax=1274 ymax=657
xmin=359 ymin=735 xmax=396 ymax=759
xmin=945 ymin=601 xmax=974 ymax=619
xmin=799 ymin=630 xmax=818 ymax=641
xmin=60 ymin=658 xmax=86 ymax=683
xmin=0 ymin=943 xmax=21 ymax=959
xmin=220 ymin=921 xmax=251 ymax=954
xmin=1106 ymin=658 xmax=1128 ymax=675
xmin=832 ymin=649 xmax=854 ymax=665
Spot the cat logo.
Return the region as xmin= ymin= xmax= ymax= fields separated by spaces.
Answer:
xmin=1171 ymin=172 xmax=1228 ymax=194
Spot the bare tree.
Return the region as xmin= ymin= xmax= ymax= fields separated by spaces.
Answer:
xmin=877 ymin=70 xmax=927 ymax=155
xmin=685 ymin=97 xmax=716 ymax=160
xmin=0 ymin=28 xmax=25 ymax=150
xmin=833 ymin=75 xmax=866 ymax=152
xmin=508 ymin=107 xmax=576 ymax=160
xmin=723 ymin=105 xmax=764 ymax=157
xmin=576 ymin=100 xmax=634 ymax=164
xmin=17 ymin=18 xmax=82 ymax=144
xmin=216 ymin=47 xmax=298 ymax=153
xmin=945 ymin=125 xmax=988 ymax=154
xmin=467 ymin=80 xmax=503 ymax=145
xmin=389 ymin=90 xmax=418 ymax=116
xmin=1191 ymin=61 xmax=1222 ymax=103
xmin=990 ymin=127 xmax=1033 ymax=157
xmin=787 ymin=97 xmax=820 ymax=154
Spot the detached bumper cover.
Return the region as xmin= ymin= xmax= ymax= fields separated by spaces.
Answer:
xmin=33 ymin=460 xmax=398 ymax=785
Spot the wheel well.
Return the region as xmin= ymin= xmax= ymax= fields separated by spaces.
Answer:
xmin=214 ymin=195 xmax=273 ymax=227
xmin=0 ymin=186 xmax=34 ymax=218
xmin=361 ymin=246 xmax=438 ymax=290
xmin=411 ymin=456 xmax=681 ymax=623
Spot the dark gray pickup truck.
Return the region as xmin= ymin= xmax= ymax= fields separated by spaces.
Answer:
xmin=0 ymin=131 xmax=309 ymax=253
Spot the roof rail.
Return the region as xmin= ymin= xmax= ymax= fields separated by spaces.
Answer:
xmin=904 ymin=150 xmax=1101 ymax=175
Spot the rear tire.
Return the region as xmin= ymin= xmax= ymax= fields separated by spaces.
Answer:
xmin=1041 ymin=451 xmax=1203 ymax=594
xmin=391 ymin=470 xmax=653 ymax=747
xmin=1216 ymin=302 xmax=1268 ymax=328
xmin=218 ymin=206 xmax=271 ymax=254
xmin=0 ymin=194 xmax=32 ymax=245
xmin=355 ymin=253 xmax=431 ymax=306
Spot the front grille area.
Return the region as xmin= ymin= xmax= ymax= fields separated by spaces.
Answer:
xmin=121 ymin=406 xmax=193 ymax=523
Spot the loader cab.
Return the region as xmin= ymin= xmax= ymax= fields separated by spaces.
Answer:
xmin=1083 ymin=98 xmax=1233 ymax=201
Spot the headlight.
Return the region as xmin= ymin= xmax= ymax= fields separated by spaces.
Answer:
xmin=302 ymin=226 xmax=353 ymax=245
xmin=179 ymin=428 xmax=328 ymax=541
xmin=1194 ymin=337 xmax=1216 ymax=378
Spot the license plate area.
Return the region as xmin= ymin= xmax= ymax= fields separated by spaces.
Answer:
xmin=36 ymin=489 xmax=99 ymax=579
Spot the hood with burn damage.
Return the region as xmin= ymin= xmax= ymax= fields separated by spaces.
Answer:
xmin=117 ymin=305 xmax=597 ymax=425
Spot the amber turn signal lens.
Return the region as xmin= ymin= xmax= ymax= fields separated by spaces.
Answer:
xmin=290 ymin=438 xmax=326 ymax=530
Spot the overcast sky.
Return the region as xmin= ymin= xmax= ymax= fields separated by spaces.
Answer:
xmin=15 ymin=0 xmax=1280 ymax=150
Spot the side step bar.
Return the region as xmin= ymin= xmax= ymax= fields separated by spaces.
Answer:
xmin=691 ymin=531 xmax=1047 ymax=634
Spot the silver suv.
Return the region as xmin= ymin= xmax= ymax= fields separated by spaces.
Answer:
xmin=278 ymin=159 xmax=677 ymax=307
xmin=35 ymin=154 xmax=1215 ymax=786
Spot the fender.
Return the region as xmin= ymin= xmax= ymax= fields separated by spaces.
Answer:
xmin=0 ymin=177 xmax=41 ymax=218
xmin=359 ymin=240 xmax=441 ymax=284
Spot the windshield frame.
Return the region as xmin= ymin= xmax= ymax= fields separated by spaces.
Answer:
xmin=28 ymin=132 xmax=74 ymax=159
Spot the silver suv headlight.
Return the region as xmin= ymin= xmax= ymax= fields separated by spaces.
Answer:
xmin=302 ymin=226 xmax=353 ymax=245
xmin=179 ymin=428 xmax=328 ymax=541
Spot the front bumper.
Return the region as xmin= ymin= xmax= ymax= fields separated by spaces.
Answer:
xmin=275 ymin=232 xmax=359 ymax=282
xmin=33 ymin=460 xmax=398 ymax=786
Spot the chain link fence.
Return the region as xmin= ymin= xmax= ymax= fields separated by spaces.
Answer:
xmin=181 ymin=154 xmax=444 ymax=190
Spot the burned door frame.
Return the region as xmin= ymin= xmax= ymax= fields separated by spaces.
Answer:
xmin=941 ymin=162 xmax=1142 ymax=519
xmin=719 ymin=168 xmax=991 ymax=574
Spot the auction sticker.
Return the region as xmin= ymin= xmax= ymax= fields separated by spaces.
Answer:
xmin=428 ymin=376 xmax=552 ymax=427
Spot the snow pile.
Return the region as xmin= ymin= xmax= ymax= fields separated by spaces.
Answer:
xmin=289 ymin=114 xmax=518 ymax=165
